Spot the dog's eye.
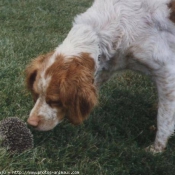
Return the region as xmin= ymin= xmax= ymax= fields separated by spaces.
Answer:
xmin=46 ymin=100 xmax=62 ymax=107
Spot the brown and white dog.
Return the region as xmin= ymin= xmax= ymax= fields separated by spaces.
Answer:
xmin=26 ymin=0 xmax=175 ymax=153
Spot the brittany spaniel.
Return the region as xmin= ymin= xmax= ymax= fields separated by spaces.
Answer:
xmin=26 ymin=0 xmax=175 ymax=153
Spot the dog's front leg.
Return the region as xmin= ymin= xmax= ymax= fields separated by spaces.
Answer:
xmin=148 ymin=69 xmax=175 ymax=153
xmin=127 ymin=34 xmax=175 ymax=153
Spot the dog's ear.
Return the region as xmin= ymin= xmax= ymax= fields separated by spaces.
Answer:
xmin=58 ymin=56 xmax=98 ymax=125
xmin=25 ymin=52 xmax=53 ymax=91
xmin=60 ymin=80 xmax=98 ymax=125
xmin=70 ymin=87 xmax=97 ymax=125
xmin=25 ymin=55 xmax=45 ymax=91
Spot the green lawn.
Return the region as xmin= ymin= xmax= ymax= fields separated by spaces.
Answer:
xmin=1 ymin=0 xmax=175 ymax=174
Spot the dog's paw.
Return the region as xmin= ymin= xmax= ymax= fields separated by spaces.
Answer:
xmin=145 ymin=144 xmax=165 ymax=154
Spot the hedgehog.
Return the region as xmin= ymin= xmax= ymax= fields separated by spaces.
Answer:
xmin=0 ymin=117 xmax=33 ymax=153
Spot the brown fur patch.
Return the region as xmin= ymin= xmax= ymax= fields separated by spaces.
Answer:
xmin=25 ymin=51 xmax=54 ymax=100
xmin=45 ymin=53 xmax=97 ymax=125
xmin=169 ymin=1 xmax=175 ymax=23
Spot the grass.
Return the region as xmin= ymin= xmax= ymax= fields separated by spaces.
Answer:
xmin=0 ymin=0 xmax=175 ymax=174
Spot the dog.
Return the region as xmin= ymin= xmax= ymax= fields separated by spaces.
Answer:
xmin=26 ymin=0 xmax=175 ymax=153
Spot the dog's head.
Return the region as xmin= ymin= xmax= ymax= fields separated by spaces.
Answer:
xmin=26 ymin=52 xmax=98 ymax=131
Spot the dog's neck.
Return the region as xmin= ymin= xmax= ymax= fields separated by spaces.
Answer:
xmin=56 ymin=24 xmax=120 ymax=73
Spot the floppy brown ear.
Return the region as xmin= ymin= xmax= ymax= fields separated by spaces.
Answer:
xmin=58 ymin=55 xmax=98 ymax=125
xmin=25 ymin=55 xmax=45 ymax=91
xmin=59 ymin=82 xmax=97 ymax=125
xmin=25 ymin=52 xmax=53 ymax=91
xmin=68 ymin=85 xmax=98 ymax=125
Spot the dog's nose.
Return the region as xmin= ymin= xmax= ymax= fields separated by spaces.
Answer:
xmin=27 ymin=116 xmax=39 ymax=127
